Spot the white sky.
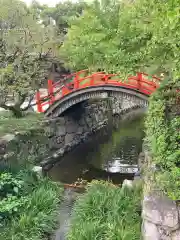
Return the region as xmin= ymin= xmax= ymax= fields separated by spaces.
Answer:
xmin=23 ymin=0 xmax=66 ymax=7
xmin=23 ymin=0 xmax=92 ymax=7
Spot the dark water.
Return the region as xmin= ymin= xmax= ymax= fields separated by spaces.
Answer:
xmin=48 ymin=114 xmax=144 ymax=185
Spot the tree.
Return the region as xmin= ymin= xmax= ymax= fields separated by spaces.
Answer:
xmin=61 ymin=0 xmax=180 ymax=79
xmin=0 ymin=0 xmax=28 ymax=29
xmin=29 ymin=0 xmax=87 ymax=36
xmin=61 ymin=0 xmax=124 ymax=72
xmin=28 ymin=1 xmax=88 ymax=76
xmin=0 ymin=0 xmax=56 ymax=117
xmin=46 ymin=0 xmax=87 ymax=35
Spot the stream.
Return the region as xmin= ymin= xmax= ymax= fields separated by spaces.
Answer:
xmin=48 ymin=113 xmax=145 ymax=240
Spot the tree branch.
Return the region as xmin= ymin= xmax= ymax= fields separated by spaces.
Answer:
xmin=21 ymin=94 xmax=34 ymax=111
xmin=14 ymin=93 xmax=27 ymax=107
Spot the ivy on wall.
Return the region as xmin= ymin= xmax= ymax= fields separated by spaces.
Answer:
xmin=145 ymin=79 xmax=180 ymax=200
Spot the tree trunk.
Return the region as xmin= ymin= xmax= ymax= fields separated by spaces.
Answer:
xmin=10 ymin=107 xmax=23 ymax=118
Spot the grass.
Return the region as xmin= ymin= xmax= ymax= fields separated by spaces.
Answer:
xmin=0 ymin=177 xmax=63 ymax=240
xmin=67 ymin=180 xmax=142 ymax=240
xmin=0 ymin=111 xmax=44 ymax=136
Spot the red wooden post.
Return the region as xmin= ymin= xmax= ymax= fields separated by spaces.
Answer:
xmin=48 ymin=79 xmax=55 ymax=104
xmin=36 ymin=91 xmax=43 ymax=113
xmin=74 ymin=73 xmax=79 ymax=89
xmin=137 ymin=72 xmax=142 ymax=90
xmin=90 ymin=75 xmax=94 ymax=86
xmin=104 ymin=74 xmax=109 ymax=84
xmin=61 ymin=86 xmax=66 ymax=97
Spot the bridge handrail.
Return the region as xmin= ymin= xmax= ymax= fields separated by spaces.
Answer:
xmin=128 ymin=76 xmax=157 ymax=87
xmin=36 ymin=71 xmax=161 ymax=113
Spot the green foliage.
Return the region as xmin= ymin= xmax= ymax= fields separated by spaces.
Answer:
xmin=61 ymin=0 xmax=180 ymax=79
xmin=0 ymin=196 xmax=29 ymax=222
xmin=68 ymin=180 xmax=142 ymax=240
xmin=0 ymin=172 xmax=24 ymax=198
xmin=0 ymin=173 xmax=63 ymax=240
xmin=61 ymin=0 xmax=121 ymax=72
xmin=36 ymin=0 xmax=87 ymax=34
xmin=0 ymin=173 xmax=29 ymax=221
xmin=52 ymin=0 xmax=87 ymax=34
xmin=145 ymin=79 xmax=180 ymax=200
xmin=0 ymin=0 xmax=28 ymax=29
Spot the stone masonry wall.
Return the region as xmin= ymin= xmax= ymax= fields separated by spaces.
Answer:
xmin=139 ymin=149 xmax=180 ymax=240
xmin=110 ymin=91 xmax=147 ymax=115
xmin=41 ymin=99 xmax=111 ymax=169
xmin=0 ymin=129 xmax=49 ymax=169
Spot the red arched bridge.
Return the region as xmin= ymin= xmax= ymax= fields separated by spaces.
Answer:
xmin=36 ymin=69 xmax=161 ymax=117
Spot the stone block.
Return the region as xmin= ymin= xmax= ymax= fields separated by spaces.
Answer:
xmin=56 ymin=136 xmax=64 ymax=144
xmin=78 ymin=118 xmax=86 ymax=126
xmin=142 ymin=220 xmax=159 ymax=240
xmin=86 ymin=117 xmax=93 ymax=127
xmin=57 ymin=126 xmax=66 ymax=136
xmin=32 ymin=166 xmax=43 ymax=177
xmin=77 ymin=126 xmax=83 ymax=134
xmin=54 ymin=148 xmax=65 ymax=157
xmin=45 ymin=126 xmax=55 ymax=137
xmin=81 ymin=124 xmax=87 ymax=132
xmin=73 ymin=135 xmax=81 ymax=144
xmin=66 ymin=123 xmax=78 ymax=134
xmin=0 ymin=134 xmax=15 ymax=143
xmin=122 ymin=179 xmax=133 ymax=188
xmin=49 ymin=136 xmax=64 ymax=150
xmin=94 ymin=113 xmax=100 ymax=122
xmin=142 ymin=194 xmax=179 ymax=231
xmin=65 ymin=134 xmax=74 ymax=144
xmin=56 ymin=117 xmax=65 ymax=125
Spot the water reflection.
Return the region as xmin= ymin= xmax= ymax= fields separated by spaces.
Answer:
xmin=104 ymin=158 xmax=138 ymax=173
xmin=48 ymin=114 xmax=144 ymax=184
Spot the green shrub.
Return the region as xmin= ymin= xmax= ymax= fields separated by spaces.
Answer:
xmin=0 ymin=196 xmax=29 ymax=222
xmin=0 ymin=172 xmax=28 ymax=221
xmin=145 ymin=78 xmax=180 ymax=200
xmin=0 ymin=173 xmax=24 ymax=199
xmin=1 ymin=178 xmax=63 ymax=240
xmin=68 ymin=181 xmax=142 ymax=240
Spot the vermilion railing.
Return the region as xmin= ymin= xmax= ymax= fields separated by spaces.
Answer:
xmin=36 ymin=69 xmax=161 ymax=113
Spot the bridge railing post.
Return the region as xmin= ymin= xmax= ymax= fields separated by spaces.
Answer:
xmin=104 ymin=74 xmax=109 ymax=84
xmin=48 ymin=79 xmax=55 ymax=104
xmin=137 ymin=72 xmax=142 ymax=90
xmin=74 ymin=73 xmax=79 ymax=89
xmin=36 ymin=91 xmax=43 ymax=113
xmin=90 ymin=75 xmax=94 ymax=86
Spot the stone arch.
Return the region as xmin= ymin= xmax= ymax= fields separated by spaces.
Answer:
xmin=45 ymin=85 xmax=148 ymax=118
